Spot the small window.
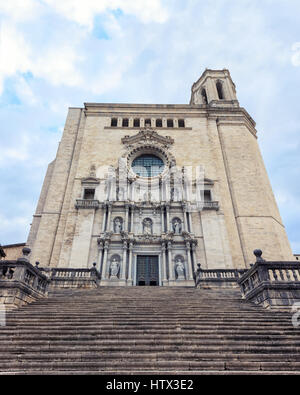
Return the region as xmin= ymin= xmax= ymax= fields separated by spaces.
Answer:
xmin=145 ymin=119 xmax=151 ymax=127
xmin=84 ymin=189 xmax=95 ymax=200
xmin=216 ymin=81 xmax=224 ymax=100
xmin=156 ymin=119 xmax=162 ymax=127
xmin=167 ymin=119 xmax=174 ymax=128
xmin=122 ymin=118 xmax=129 ymax=127
xmin=111 ymin=118 xmax=117 ymax=127
xmin=178 ymin=119 xmax=185 ymax=128
xmin=134 ymin=118 xmax=140 ymax=127
xmin=204 ymin=190 xmax=212 ymax=202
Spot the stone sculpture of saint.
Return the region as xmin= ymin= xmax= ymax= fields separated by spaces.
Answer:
xmin=110 ymin=258 xmax=120 ymax=278
xmin=143 ymin=218 xmax=153 ymax=235
xmin=175 ymin=257 xmax=185 ymax=280
xmin=173 ymin=219 xmax=181 ymax=234
xmin=114 ymin=218 xmax=123 ymax=233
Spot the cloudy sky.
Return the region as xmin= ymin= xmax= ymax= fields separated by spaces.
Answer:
xmin=0 ymin=0 xmax=299 ymax=253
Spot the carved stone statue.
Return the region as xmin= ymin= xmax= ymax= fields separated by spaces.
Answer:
xmin=113 ymin=217 xmax=123 ymax=233
xmin=172 ymin=218 xmax=182 ymax=234
xmin=175 ymin=257 xmax=185 ymax=280
xmin=143 ymin=218 xmax=153 ymax=235
xmin=109 ymin=258 xmax=120 ymax=278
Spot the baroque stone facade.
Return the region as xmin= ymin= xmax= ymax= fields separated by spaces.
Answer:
xmin=27 ymin=69 xmax=294 ymax=287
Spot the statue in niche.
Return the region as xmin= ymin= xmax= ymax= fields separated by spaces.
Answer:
xmin=113 ymin=217 xmax=123 ymax=233
xmin=109 ymin=257 xmax=120 ymax=278
xmin=143 ymin=218 xmax=153 ymax=235
xmin=172 ymin=218 xmax=182 ymax=234
xmin=175 ymin=257 xmax=185 ymax=280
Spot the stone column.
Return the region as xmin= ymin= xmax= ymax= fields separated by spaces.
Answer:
xmin=121 ymin=241 xmax=127 ymax=280
xmin=168 ymin=241 xmax=174 ymax=280
xmin=161 ymin=242 xmax=167 ymax=283
xmin=130 ymin=205 xmax=134 ymax=234
xmin=188 ymin=211 xmax=194 ymax=233
xmin=191 ymin=242 xmax=197 ymax=275
xmin=182 ymin=204 xmax=188 ymax=232
xmin=102 ymin=241 xmax=109 ymax=279
xmin=125 ymin=204 xmax=129 ymax=232
xmin=102 ymin=205 xmax=107 ymax=232
xmin=161 ymin=205 xmax=165 ymax=233
xmin=107 ymin=204 xmax=112 ymax=231
xmin=166 ymin=204 xmax=170 ymax=232
xmin=185 ymin=241 xmax=194 ymax=280
xmin=97 ymin=241 xmax=104 ymax=273
xmin=127 ymin=242 xmax=134 ymax=285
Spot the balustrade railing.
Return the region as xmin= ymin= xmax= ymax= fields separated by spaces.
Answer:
xmin=202 ymin=201 xmax=219 ymax=210
xmin=0 ymin=258 xmax=49 ymax=295
xmin=75 ymin=199 xmax=100 ymax=209
xmin=199 ymin=268 xmax=247 ymax=282
xmin=238 ymin=250 xmax=300 ymax=308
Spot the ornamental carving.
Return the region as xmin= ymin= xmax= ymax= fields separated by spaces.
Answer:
xmin=121 ymin=127 xmax=174 ymax=149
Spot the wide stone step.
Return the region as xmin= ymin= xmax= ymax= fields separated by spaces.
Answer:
xmin=1 ymin=351 xmax=300 ymax=362
xmin=1 ymin=359 xmax=300 ymax=372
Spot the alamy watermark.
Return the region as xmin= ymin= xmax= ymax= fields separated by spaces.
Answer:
xmin=92 ymin=160 xmax=208 ymax=212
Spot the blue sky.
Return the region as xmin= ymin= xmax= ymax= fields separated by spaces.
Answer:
xmin=0 ymin=0 xmax=299 ymax=253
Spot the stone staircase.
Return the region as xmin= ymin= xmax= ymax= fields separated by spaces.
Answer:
xmin=0 ymin=286 xmax=300 ymax=374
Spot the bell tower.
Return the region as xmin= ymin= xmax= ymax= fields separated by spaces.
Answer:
xmin=190 ymin=68 xmax=239 ymax=107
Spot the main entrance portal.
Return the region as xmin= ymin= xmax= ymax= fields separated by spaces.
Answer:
xmin=136 ymin=256 xmax=159 ymax=286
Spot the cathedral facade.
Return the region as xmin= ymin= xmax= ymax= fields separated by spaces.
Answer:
xmin=27 ymin=69 xmax=294 ymax=287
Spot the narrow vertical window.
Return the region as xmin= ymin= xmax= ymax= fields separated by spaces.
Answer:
xmin=111 ymin=118 xmax=117 ymax=127
xmin=134 ymin=118 xmax=140 ymax=127
xmin=156 ymin=119 xmax=162 ymax=127
xmin=167 ymin=119 xmax=174 ymax=128
xmin=122 ymin=118 xmax=129 ymax=127
xmin=145 ymin=119 xmax=151 ymax=127
xmin=216 ymin=81 xmax=224 ymax=100
xmin=178 ymin=119 xmax=185 ymax=128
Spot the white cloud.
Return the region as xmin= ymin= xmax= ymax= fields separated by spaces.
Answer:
xmin=0 ymin=23 xmax=31 ymax=94
xmin=291 ymin=42 xmax=300 ymax=66
xmin=0 ymin=0 xmax=41 ymax=21
xmin=42 ymin=0 xmax=169 ymax=29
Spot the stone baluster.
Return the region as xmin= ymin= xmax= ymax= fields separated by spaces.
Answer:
xmin=168 ymin=241 xmax=174 ymax=280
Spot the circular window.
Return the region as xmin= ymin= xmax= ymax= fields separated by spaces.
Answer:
xmin=132 ymin=154 xmax=164 ymax=178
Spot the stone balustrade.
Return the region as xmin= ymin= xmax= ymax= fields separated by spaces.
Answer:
xmin=0 ymin=247 xmax=49 ymax=310
xmin=198 ymin=268 xmax=247 ymax=288
xmin=75 ymin=199 xmax=100 ymax=209
xmin=238 ymin=249 xmax=300 ymax=308
xmin=202 ymin=201 xmax=219 ymax=210
xmin=44 ymin=264 xmax=101 ymax=289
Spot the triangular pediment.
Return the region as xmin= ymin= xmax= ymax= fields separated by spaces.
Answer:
xmin=81 ymin=177 xmax=100 ymax=185
xmin=121 ymin=127 xmax=174 ymax=148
